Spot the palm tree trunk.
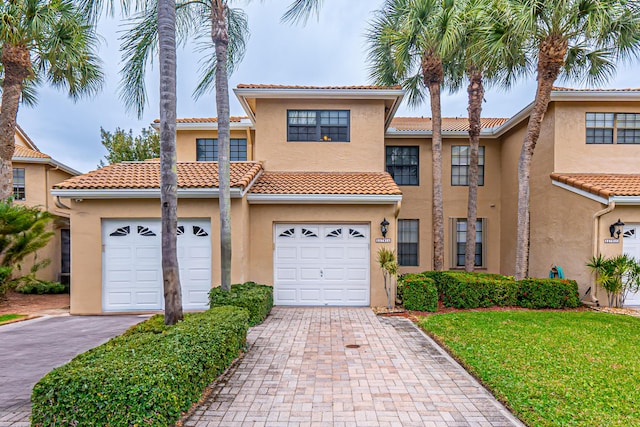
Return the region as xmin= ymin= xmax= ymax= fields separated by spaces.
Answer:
xmin=212 ymin=1 xmax=232 ymax=292
xmin=465 ymin=69 xmax=484 ymax=272
xmin=158 ymin=0 xmax=182 ymax=324
xmin=423 ymin=53 xmax=445 ymax=271
xmin=0 ymin=45 xmax=31 ymax=201
xmin=515 ymin=36 xmax=567 ymax=280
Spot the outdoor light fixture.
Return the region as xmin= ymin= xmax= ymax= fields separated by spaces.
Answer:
xmin=609 ymin=219 xmax=625 ymax=238
xmin=380 ymin=218 xmax=389 ymax=238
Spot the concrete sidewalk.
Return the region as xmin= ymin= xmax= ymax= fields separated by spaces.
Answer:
xmin=0 ymin=315 xmax=143 ymax=426
xmin=184 ymin=307 xmax=524 ymax=427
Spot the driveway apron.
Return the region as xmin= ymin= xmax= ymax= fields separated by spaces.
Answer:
xmin=0 ymin=315 xmax=143 ymax=426
xmin=185 ymin=307 xmax=523 ymax=427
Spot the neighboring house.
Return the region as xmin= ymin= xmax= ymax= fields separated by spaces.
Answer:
xmin=52 ymin=85 xmax=640 ymax=314
xmin=11 ymin=126 xmax=80 ymax=286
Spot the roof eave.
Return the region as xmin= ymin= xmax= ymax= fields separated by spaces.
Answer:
xmin=247 ymin=193 xmax=403 ymax=204
xmin=551 ymin=179 xmax=608 ymax=204
xmin=385 ymin=129 xmax=497 ymax=138
xmin=610 ymin=196 xmax=640 ymax=205
xmin=13 ymin=156 xmax=81 ymax=176
xmin=151 ymin=121 xmax=254 ymax=131
xmin=51 ymin=187 xmax=244 ymax=199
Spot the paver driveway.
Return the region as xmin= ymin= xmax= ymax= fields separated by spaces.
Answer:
xmin=185 ymin=307 xmax=523 ymax=427
xmin=0 ymin=315 xmax=143 ymax=426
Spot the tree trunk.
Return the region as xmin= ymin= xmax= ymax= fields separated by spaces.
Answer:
xmin=158 ymin=0 xmax=182 ymax=324
xmin=465 ymin=69 xmax=484 ymax=272
xmin=422 ymin=52 xmax=445 ymax=271
xmin=515 ymin=36 xmax=567 ymax=280
xmin=212 ymin=1 xmax=232 ymax=292
xmin=0 ymin=45 xmax=31 ymax=201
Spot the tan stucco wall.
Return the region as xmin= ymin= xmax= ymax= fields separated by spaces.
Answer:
xmin=66 ymin=198 xmax=248 ymax=314
xmin=253 ymin=99 xmax=386 ymax=172
xmin=248 ymin=203 xmax=398 ymax=307
xmin=386 ymin=135 xmax=502 ymax=274
xmin=176 ymin=129 xmax=254 ymax=161
xmin=554 ymin=101 xmax=640 ymax=173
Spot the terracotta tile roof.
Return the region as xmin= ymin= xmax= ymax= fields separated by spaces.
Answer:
xmin=13 ymin=146 xmax=50 ymax=159
xmin=390 ymin=117 xmax=508 ymax=132
xmin=153 ymin=116 xmax=249 ymax=124
xmin=249 ymin=171 xmax=402 ymax=195
xmin=552 ymin=87 xmax=640 ymax=92
xmin=551 ymin=173 xmax=640 ymax=198
xmin=237 ymin=84 xmax=402 ymax=90
xmin=55 ymin=161 xmax=262 ymax=190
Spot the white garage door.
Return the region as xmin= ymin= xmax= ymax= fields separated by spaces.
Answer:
xmin=274 ymin=224 xmax=370 ymax=306
xmin=623 ymin=224 xmax=640 ymax=306
xmin=102 ymin=219 xmax=211 ymax=312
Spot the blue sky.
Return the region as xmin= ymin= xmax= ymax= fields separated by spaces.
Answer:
xmin=17 ymin=0 xmax=639 ymax=173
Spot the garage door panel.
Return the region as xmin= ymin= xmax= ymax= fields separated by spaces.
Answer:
xmin=624 ymin=224 xmax=640 ymax=306
xmin=135 ymin=269 xmax=159 ymax=282
xmin=274 ymin=224 xmax=370 ymax=306
xmin=109 ymin=247 xmax=133 ymax=259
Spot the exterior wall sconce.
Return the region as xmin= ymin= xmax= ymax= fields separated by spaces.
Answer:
xmin=380 ymin=218 xmax=389 ymax=238
xmin=610 ymin=219 xmax=625 ymax=238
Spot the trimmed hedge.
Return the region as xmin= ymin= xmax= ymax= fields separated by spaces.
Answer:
xmin=518 ymin=278 xmax=581 ymax=309
xmin=400 ymin=274 xmax=438 ymax=312
xmin=16 ymin=280 xmax=66 ymax=294
xmin=31 ymin=306 xmax=249 ymax=426
xmin=209 ymin=281 xmax=273 ymax=326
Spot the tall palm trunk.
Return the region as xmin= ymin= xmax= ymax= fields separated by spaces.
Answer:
xmin=515 ymin=36 xmax=567 ymax=280
xmin=0 ymin=45 xmax=31 ymax=201
xmin=211 ymin=1 xmax=232 ymax=292
xmin=423 ymin=52 xmax=444 ymax=271
xmin=158 ymin=0 xmax=183 ymax=324
xmin=465 ymin=68 xmax=484 ymax=272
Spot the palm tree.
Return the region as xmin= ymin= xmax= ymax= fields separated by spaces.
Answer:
xmin=448 ymin=0 xmax=526 ymax=271
xmin=510 ymin=0 xmax=640 ymax=280
xmin=0 ymin=0 xmax=103 ymax=201
xmin=122 ymin=0 xmax=319 ymax=294
xmin=367 ymin=0 xmax=460 ymax=271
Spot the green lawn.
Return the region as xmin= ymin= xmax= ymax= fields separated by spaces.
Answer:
xmin=419 ymin=311 xmax=640 ymax=427
xmin=0 ymin=314 xmax=26 ymax=324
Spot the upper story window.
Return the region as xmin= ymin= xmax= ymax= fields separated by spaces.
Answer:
xmin=287 ymin=110 xmax=350 ymax=142
xmin=452 ymin=146 xmax=485 ymax=186
xmin=586 ymin=113 xmax=640 ymax=144
xmin=386 ymin=146 xmax=419 ymax=186
xmin=196 ymin=138 xmax=247 ymax=161
xmin=13 ymin=168 xmax=25 ymax=200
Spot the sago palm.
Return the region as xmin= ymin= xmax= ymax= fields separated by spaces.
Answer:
xmin=367 ymin=0 xmax=461 ymax=271
xmin=511 ymin=0 xmax=640 ymax=280
xmin=0 ymin=0 xmax=103 ymax=200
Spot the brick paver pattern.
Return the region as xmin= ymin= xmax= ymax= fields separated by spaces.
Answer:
xmin=184 ymin=307 xmax=524 ymax=427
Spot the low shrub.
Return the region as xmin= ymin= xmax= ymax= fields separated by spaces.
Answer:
xmin=209 ymin=282 xmax=273 ymax=326
xmin=15 ymin=280 xmax=66 ymax=294
xmin=31 ymin=306 xmax=249 ymax=426
xmin=518 ymin=278 xmax=581 ymax=309
xmin=400 ymin=274 xmax=438 ymax=312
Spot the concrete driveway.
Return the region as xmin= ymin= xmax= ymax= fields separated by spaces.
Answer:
xmin=185 ymin=307 xmax=524 ymax=427
xmin=0 ymin=315 xmax=143 ymax=426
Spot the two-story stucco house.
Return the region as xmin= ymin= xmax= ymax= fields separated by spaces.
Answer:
xmin=12 ymin=126 xmax=80 ymax=286
xmin=51 ymin=85 xmax=640 ymax=314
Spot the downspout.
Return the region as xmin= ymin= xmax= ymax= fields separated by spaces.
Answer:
xmin=55 ymin=196 xmax=71 ymax=210
xmin=591 ymin=201 xmax=615 ymax=305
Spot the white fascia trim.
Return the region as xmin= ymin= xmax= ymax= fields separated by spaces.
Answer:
xmin=12 ymin=156 xmax=81 ymax=176
xmin=551 ymin=180 xmax=608 ymax=204
xmin=610 ymin=196 xmax=640 ymax=205
xmin=240 ymin=169 xmax=263 ymax=197
xmin=150 ymin=121 xmax=253 ymax=131
xmin=385 ymin=129 xmax=497 ymax=138
xmin=51 ymin=187 xmax=244 ymax=199
xmin=247 ymin=193 xmax=403 ymax=204
xmin=550 ymin=91 xmax=640 ymax=102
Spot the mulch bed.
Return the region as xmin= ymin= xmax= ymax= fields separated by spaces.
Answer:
xmin=0 ymin=290 xmax=70 ymax=316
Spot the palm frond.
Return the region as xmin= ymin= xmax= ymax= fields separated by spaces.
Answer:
xmin=281 ymin=0 xmax=323 ymax=25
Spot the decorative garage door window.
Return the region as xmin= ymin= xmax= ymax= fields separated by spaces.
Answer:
xmin=110 ymin=226 xmax=130 ymax=237
xmin=302 ymin=228 xmax=319 ymax=238
xmin=279 ymin=228 xmax=295 ymax=238
xmin=137 ymin=226 xmax=156 ymax=236
xmin=624 ymin=226 xmax=636 ymax=239
xmin=326 ymin=228 xmax=342 ymax=238
xmin=193 ymin=226 xmax=208 ymax=236
xmin=349 ymin=228 xmax=366 ymax=238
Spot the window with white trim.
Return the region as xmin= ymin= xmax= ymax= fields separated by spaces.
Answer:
xmin=586 ymin=113 xmax=640 ymax=144
xmin=287 ymin=110 xmax=350 ymax=142
xmin=13 ymin=168 xmax=25 ymax=200
xmin=196 ymin=138 xmax=247 ymax=161
xmin=452 ymin=146 xmax=484 ymax=186
xmin=452 ymin=218 xmax=486 ymax=268
xmin=398 ymin=219 xmax=419 ymax=266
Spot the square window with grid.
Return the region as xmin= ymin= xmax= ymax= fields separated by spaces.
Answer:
xmin=386 ymin=146 xmax=419 ymax=186
xmin=453 ymin=218 xmax=484 ymax=267
xmin=196 ymin=139 xmax=247 ymax=161
xmin=586 ymin=113 xmax=614 ymax=144
xmin=12 ymin=168 xmax=25 ymax=200
xmin=451 ymin=146 xmax=485 ymax=186
xmin=617 ymin=113 xmax=640 ymax=144
xmin=398 ymin=219 xmax=419 ymax=266
xmin=287 ymin=110 xmax=350 ymax=142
